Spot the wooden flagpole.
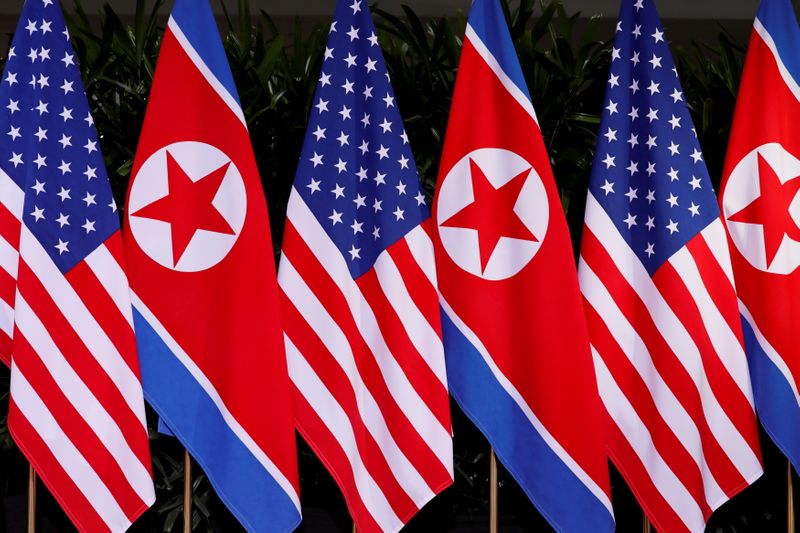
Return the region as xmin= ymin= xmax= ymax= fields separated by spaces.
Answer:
xmin=789 ymin=460 xmax=795 ymax=533
xmin=27 ymin=464 xmax=36 ymax=533
xmin=489 ymin=447 xmax=499 ymax=533
xmin=183 ymin=450 xmax=192 ymax=533
xmin=642 ymin=514 xmax=652 ymax=533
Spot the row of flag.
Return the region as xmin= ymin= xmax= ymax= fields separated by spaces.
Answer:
xmin=0 ymin=0 xmax=798 ymax=531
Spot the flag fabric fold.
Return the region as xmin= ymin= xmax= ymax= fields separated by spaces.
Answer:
xmin=0 ymin=0 xmax=155 ymax=530
xmin=277 ymin=0 xmax=454 ymax=531
xmin=719 ymin=0 xmax=800 ymax=471
xmin=430 ymin=0 xmax=615 ymax=531
xmin=122 ymin=0 xmax=300 ymax=531
xmin=579 ymin=0 xmax=763 ymax=531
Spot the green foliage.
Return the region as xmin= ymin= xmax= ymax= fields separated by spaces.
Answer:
xmin=0 ymin=0 xmax=783 ymax=531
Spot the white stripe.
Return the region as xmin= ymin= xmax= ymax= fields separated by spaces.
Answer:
xmin=19 ymin=226 xmax=147 ymax=428
xmin=285 ymin=336 xmax=405 ymax=532
xmin=167 ymin=17 xmax=246 ymax=127
xmin=373 ymin=250 xmax=448 ymax=387
xmin=0 ymin=296 xmax=14 ymax=339
xmin=10 ymin=365 xmax=133 ymax=532
xmin=583 ymin=193 xmax=762 ymax=478
xmin=669 ymin=246 xmax=755 ymax=404
xmin=591 ymin=348 xmax=706 ymax=532
xmin=739 ymin=301 xmax=800 ymax=408
xmin=439 ymin=297 xmax=614 ymax=515
xmin=404 ymin=225 xmax=438 ymax=288
xmin=130 ymin=293 xmax=302 ymax=512
xmin=84 ymin=244 xmax=134 ymax=328
xmin=280 ymin=256 xmax=437 ymax=506
xmin=0 ymin=167 xmax=24 ymax=220
xmin=464 ymin=25 xmax=538 ymax=125
xmin=14 ymin=294 xmax=155 ymax=504
xmin=578 ymin=259 xmax=727 ymax=508
xmin=701 ymin=220 xmax=736 ymax=286
xmin=0 ymin=235 xmax=19 ymax=279
xmin=283 ymin=191 xmax=453 ymax=470
xmin=755 ymin=18 xmax=800 ymax=104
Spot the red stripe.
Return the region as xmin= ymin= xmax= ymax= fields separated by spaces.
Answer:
xmin=281 ymin=295 xmax=418 ymax=520
xmin=293 ymin=393 xmax=385 ymax=533
xmin=282 ymin=222 xmax=451 ymax=488
xmin=17 ymin=261 xmax=152 ymax=471
xmin=8 ymin=397 xmax=111 ymax=533
xmin=389 ymin=233 xmax=443 ymax=341
xmin=655 ymin=256 xmax=761 ymax=469
xmin=0 ymin=201 xmax=20 ymax=250
xmin=687 ymin=236 xmax=743 ymax=340
xmin=0 ymin=260 xmax=16 ymax=304
xmin=583 ymin=300 xmax=712 ymax=515
xmin=0 ymin=330 xmax=11 ymax=367
xmin=581 ymin=228 xmax=744 ymax=489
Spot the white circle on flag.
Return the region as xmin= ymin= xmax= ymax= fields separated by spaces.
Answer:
xmin=435 ymin=148 xmax=549 ymax=280
xmin=128 ymin=141 xmax=247 ymax=272
xmin=723 ymin=143 xmax=800 ymax=274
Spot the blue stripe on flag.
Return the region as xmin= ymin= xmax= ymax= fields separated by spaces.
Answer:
xmin=756 ymin=0 xmax=800 ymax=89
xmin=742 ymin=315 xmax=800 ymax=470
xmin=466 ymin=0 xmax=532 ymax=104
xmin=133 ymin=308 xmax=301 ymax=533
xmin=169 ymin=0 xmax=242 ymax=108
xmin=441 ymin=310 xmax=614 ymax=533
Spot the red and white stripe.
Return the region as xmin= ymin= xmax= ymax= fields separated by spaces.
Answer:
xmin=1 ymin=169 xmax=155 ymax=532
xmin=579 ymin=193 xmax=762 ymax=533
xmin=0 ymin=168 xmax=21 ymax=364
xmin=278 ymin=190 xmax=453 ymax=533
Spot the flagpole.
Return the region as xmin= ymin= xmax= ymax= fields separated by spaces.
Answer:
xmin=642 ymin=514 xmax=652 ymax=533
xmin=27 ymin=464 xmax=36 ymax=533
xmin=183 ymin=450 xmax=192 ymax=533
xmin=489 ymin=447 xmax=499 ymax=533
xmin=789 ymin=460 xmax=795 ymax=533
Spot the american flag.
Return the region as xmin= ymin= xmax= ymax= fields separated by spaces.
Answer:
xmin=0 ymin=0 xmax=155 ymax=530
xmin=277 ymin=0 xmax=453 ymax=530
xmin=578 ymin=0 xmax=763 ymax=531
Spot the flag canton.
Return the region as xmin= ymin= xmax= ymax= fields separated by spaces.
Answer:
xmin=589 ymin=0 xmax=719 ymax=274
xmin=293 ymin=0 xmax=428 ymax=280
xmin=0 ymin=0 xmax=119 ymax=273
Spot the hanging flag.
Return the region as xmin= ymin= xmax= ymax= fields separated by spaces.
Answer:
xmin=122 ymin=0 xmax=300 ymax=530
xmin=277 ymin=1 xmax=453 ymax=531
xmin=0 ymin=0 xmax=155 ymax=530
xmin=720 ymin=0 xmax=800 ymax=470
xmin=430 ymin=0 xmax=614 ymax=531
xmin=579 ymin=0 xmax=763 ymax=531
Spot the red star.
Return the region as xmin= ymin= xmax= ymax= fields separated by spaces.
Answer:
xmin=728 ymin=153 xmax=800 ymax=267
xmin=441 ymin=158 xmax=538 ymax=273
xmin=131 ymin=151 xmax=236 ymax=266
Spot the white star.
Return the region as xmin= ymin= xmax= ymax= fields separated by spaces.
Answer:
xmin=628 ymin=106 xmax=640 ymax=121
xmin=5 ymin=72 xmax=17 ymax=86
xmin=350 ymin=220 xmax=363 ymax=235
xmin=43 ymin=0 xmax=54 ymax=6
xmin=646 ymin=107 xmax=659 ymax=122
xmin=376 ymin=145 xmax=389 ymax=159
xmin=625 ymin=187 xmax=638 ymax=202
xmin=363 ymin=85 xmax=373 ymax=99
xmin=401 ymin=131 xmax=409 ymax=144
xmin=373 ymin=198 xmax=383 ymax=212
xmin=6 ymin=99 xmax=19 ymax=113
xmin=331 ymin=183 xmax=346 ymax=198
xmin=646 ymin=135 xmax=657 ymax=149
xmin=609 ymin=74 xmax=620 ymax=88
xmin=358 ymin=140 xmax=369 ymax=155
xmin=58 ymin=133 xmax=72 ymax=148
xmin=602 ymin=153 xmax=616 ymax=168
xmin=379 ymin=118 xmax=392 ymax=133
xmin=690 ymin=148 xmax=703 ymax=163
xmin=39 ymin=19 xmax=52 ymax=34
xmin=670 ymin=88 xmax=683 ymax=103
xmin=383 ymin=93 xmax=395 ymax=107
xmin=312 ymin=125 xmax=326 ymax=140
xmin=666 ymin=193 xmax=679 ymax=207
xmin=341 ymin=78 xmax=354 ymax=93
xmin=667 ymin=167 xmax=679 ymax=181
xmin=339 ymin=105 xmax=352 ymax=120
xmin=604 ymin=127 xmax=617 ymax=142
xmin=373 ymin=225 xmax=381 ymax=239
xmin=689 ymin=175 xmax=702 ymax=190
xmin=55 ymin=239 xmax=69 ymax=255
xmin=652 ymin=28 xmax=665 ymax=43
xmin=6 ymin=126 xmax=20 ymax=141
xmin=337 ymin=131 xmax=349 ymax=146
xmin=329 ymin=209 xmax=343 ymax=225
xmin=393 ymin=206 xmax=405 ymax=221
xmin=605 ymin=100 xmax=618 ymax=115
xmin=7 ymin=47 xmax=13 ymax=58
xmin=82 ymin=192 xmax=97 ymax=207
xmin=9 ymin=153 xmax=23 ymax=167
xmin=344 ymin=52 xmax=358 ymax=67
xmin=668 ymin=114 xmax=681 ymax=129
xmin=611 ymin=47 xmax=621 ymax=61
xmin=330 ymin=21 xmax=337 ymax=32
xmin=60 ymin=79 xmax=74 ymax=94
xmin=310 ymin=152 xmax=323 ymax=167
xmin=634 ymin=0 xmax=644 ymax=10
xmin=649 ymin=54 xmax=662 ymax=69
xmin=347 ymin=25 xmax=360 ymax=41
xmin=354 ymin=194 xmax=367 ymax=208
xmin=32 ymin=181 xmax=45 ymax=195
xmin=324 ymin=47 xmax=334 ymax=60
xmin=315 ymin=98 xmax=329 ymax=113
xmin=368 ymin=32 xmax=379 ymax=47
xmin=25 ymin=19 xmax=38 ymax=35
xmin=624 ymin=213 xmax=638 ymax=228
xmin=646 ymin=190 xmax=656 ymax=204
xmin=82 ymin=219 xmax=96 ymax=233
xmin=627 ymin=161 xmax=639 ymax=175
xmin=56 ymin=212 xmax=70 ymax=227
xmin=307 ymin=178 xmax=321 ymax=193
xmin=398 ymin=155 xmax=410 ymax=169
xmin=348 ymin=245 xmax=361 ymax=261
xmin=357 ymin=167 xmax=370 ymax=181
xmin=109 ymin=200 xmax=117 ymax=213
xmin=668 ymin=141 xmax=680 ymax=156
xmin=59 ymin=106 xmax=73 ymax=121
xmin=27 ymin=48 xmax=39 ymax=63
xmin=415 ymin=191 xmax=426 ymax=206
xmin=30 ymin=206 xmax=44 ymax=221
xmin=666 ymin=219 xmax=679 ymax=234
xmin=84 ymin=112 xmax=94 ymax=126
xmin=58 ymin=160 xmax=71 ymax=174
xmin=360 ymin=112 xmax=370 ymax=127
xmin=350 ymin=0 xmax=362 ymax=13
xmin=35 ymin=100 xmax=48 ymax=115
xmin=84 ymin=139 xmax=97 ymax=153
xmin=83 ymin=166 xmax=97 ymax=180
xmin=629 ymin=78 xmax=639 ymax=94
xmin=57 ymin=187 xmax=71 ymax=201
xmin=33 ymin=153 xmax=46 ymax=168
xmin=627 ymin=133 xmax=639 ymax=148
xmin=319 ymin=72 xmax=331 ymax=87
xmin=334 ymin=158 xmax=347 ymax=173
xmin=645 ymin=242 xmax=655 ymax=257
xmin=37 ymin=73 xmax=49 ymax=87
xmin=600 ymin=180 xmax=615 ymax=195
xmin=688 ymin=202 xmax=700 ymax=217
xmin=364 ymin=58 xmax=377 ymax=73
xmin=374 ymin=171 xmax=386 ymax=185
xmin=646 ymin=216 xmax=656 ymax=230
xmin=632 ymin=24 xmax=642 ymax=38
xmin=631 ymin=51 xmax=640 ymax=66
xmin=646 ymin=162 xmax=656 ymax=176
xmin=647 ymin=80 xmax=660 ymax=95
xmin=37 ymin=47 xmax=50 ymax=62
xmin=396 ymin=181 xmax=407 ymax=195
